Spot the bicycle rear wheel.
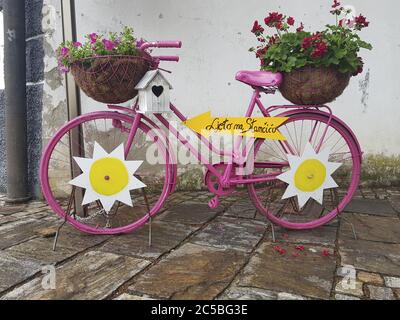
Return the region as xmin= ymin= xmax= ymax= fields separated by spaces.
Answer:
xmin=40 ymin=111 xmax=171 ymax=234
xmin=248 ymin=111 xmax=361 ymax=229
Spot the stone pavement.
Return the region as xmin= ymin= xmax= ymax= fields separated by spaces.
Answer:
xmin=0 ymin=187 xmax=400 ymax=300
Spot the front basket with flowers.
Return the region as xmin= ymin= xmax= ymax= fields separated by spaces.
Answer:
xmin=57 ymin=27 xmax=151 ymax=104
xmin=250 ymin=1 xmax=372 ymax=105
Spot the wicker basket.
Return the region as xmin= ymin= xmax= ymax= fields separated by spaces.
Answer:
xmin=70 ymin=55 xmax=151 ymax=104
xmin=279 ymin=66 xmax=351 ymax=105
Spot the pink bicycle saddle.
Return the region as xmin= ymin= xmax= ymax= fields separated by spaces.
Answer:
xmin=235 ymin=70 xmax=282 ymax=87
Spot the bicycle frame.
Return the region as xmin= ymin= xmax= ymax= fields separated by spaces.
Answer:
xmin=114 ymin=88 xmax=332 ymax=190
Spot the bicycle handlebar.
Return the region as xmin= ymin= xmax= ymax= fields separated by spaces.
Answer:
xmin=140 ymin=41 xmax=182 ymax=50
xmin=140 ymin=41 xmax=182 ymax=64
xmin=153 ymin=55 xmax=180 ymax=62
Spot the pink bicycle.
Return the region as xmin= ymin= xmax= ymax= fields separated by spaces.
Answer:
xmin=40 ymin=40 xmax=362 ymax=235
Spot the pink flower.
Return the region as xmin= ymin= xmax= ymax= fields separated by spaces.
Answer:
xmin=339 ymin=18 xmax=355 ymax=28
xmin=89 ymin=33 xmax=98 ymax=44
xmin=60 ymin=47 xmax=69 ymax=56
xmin=73 ymin=41 xmax=82 ymax=47
xmin=295 ymin=245 xmax=305 ymax=251
xmin=332 ymin=0 xmax=341 ymax=8
xmin=102 ymin=39 xmax=116 ymax=51
xmin=59 ymin=65 xmax=69 ymax=74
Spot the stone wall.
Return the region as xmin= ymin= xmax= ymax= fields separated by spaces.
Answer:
xmin=0 ymin=0 xmax=45 ymax=196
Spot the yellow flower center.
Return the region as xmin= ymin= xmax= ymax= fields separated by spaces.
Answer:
xmin=294 ymin=159 xmax=326 ymax=192
xmin=89 ymin=157 xmax=129 ymax=196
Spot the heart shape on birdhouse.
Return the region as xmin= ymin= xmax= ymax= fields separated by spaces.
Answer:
xmin=152 ymin=85 xmax=164 ymax=98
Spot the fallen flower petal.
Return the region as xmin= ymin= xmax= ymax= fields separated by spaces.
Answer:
xmin=322 ymin=249 xmax=331 ymax=257
xmin=273 ymin=246 xmax=287 ymax=255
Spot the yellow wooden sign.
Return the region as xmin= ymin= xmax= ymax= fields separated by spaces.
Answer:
xmin=183 ymin=112 xmax=288 ymax=140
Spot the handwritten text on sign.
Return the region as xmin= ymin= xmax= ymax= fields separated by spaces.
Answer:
xmin=183 ymin=112 xmax=288 ymax=140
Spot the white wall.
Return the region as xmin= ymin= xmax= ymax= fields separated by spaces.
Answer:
xmin=74 ymin=0 xmax=400 ymax=155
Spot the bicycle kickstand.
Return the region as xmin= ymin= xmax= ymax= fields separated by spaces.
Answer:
xmin=332 ymin=188 xmax=357 ymax=240
xmin=270 ymin=223 xmax=276 ymax=243
xmin=53 ymin=186 xmax=76 ymax=251
xmin=53 ymin=218 xmax=67 ymax=251
xmin=341 ymin=217 xmax=357 ymax=240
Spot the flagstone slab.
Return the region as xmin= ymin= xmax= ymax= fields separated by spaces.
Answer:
xmin=236 ymin=242 xmax=336 ymax=299
xmin=129 ymin=243 xmax=247 ymax=299
xmin=223 ymin=201 xmax=263 ymax=221
xmin=0 ymin=238 xmax=80 ymax=294
xmin=4 ymin=237 xmax=79 ymax=265
xmin=1 ymin=251 xmax=149 ymax=300
xmin=99 ymin=221 xmax=196 ymax=260
xmin=269 ymin=225 xmax=337 ymax=247
xmin=48 ymin=224 xmax=109 ymax=250
xmin=218 ymin=286 xmax=277 ymax=300
xmin=114 ymin=293 xmax=154 ymax=300
xmin=190 ymin=217 xmax=265 ymax=252
xmin=339 ymin=239 xmax=400 ymax=276
xmin=0 ymin=205 xmax=27 ymax=216
xmin=0 ymin=252 xmax=42 ymax=293
xmin=367 ymin=285 xmax=395 ymax=300
xmin=0 ymin=218 xmax=57 ymax=250
xmin=339 ymin=213 xmax=400 ymax=243
xmin=389 ymin=195 xmax=400 ymax=213
xmin=344 ymin=199 xmax=397 ymax=217
xmin=158 ymin=202 xmax=223 ymax=225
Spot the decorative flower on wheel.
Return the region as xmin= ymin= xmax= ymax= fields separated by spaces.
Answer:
xmin=277 ymin=143 xmax=342 ymax=208
xmin=69 ymin=142 xmax=146 ymax=212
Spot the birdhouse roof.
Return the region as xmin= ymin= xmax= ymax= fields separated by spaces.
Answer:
xmin=135 ymin=70 xmax=173 ymax=90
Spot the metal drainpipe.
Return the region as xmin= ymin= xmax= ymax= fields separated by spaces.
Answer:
xmin=3 ymin=0 xmax=31 ymax=203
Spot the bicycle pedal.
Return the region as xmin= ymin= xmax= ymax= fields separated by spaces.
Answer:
xmin=208 ymin=196 xmax=220 ymax=209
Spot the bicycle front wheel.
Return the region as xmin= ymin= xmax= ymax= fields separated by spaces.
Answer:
xmin=248 ymin=111 xmax=361 ymax=229
xmin=40 ymin=111 xmax=171 ymax=234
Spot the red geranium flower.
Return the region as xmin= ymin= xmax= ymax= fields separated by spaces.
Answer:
xmin=311 ymin=42 xmax=328 ymax=58
xmin=251 ymin=20 xmax=265 ymax=35
xmin=355 ymin=14 xmax=370 ymax=29
xmin=268 ymin=35 xmax=279 ymax=45
xmin=301 ymin=36 xmax=313 ymax=49
xmin=256 ymin=46 xmax=268 ymax=58
xmin=264 ymin=12 xmax=284 ymax=27
xmin=332 ymin=0 xmax=341 ymax=8
xmin=296 ymin=22 xmax=304 ymax=32
xmin=287 ymin=17 xmax=295 ymax=26
xmin=295 ymin=245 xmax=305 ymax=251
xmin=302 ymin=32 xmax=328 ymax=58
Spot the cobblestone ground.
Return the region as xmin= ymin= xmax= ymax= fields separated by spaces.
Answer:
xmin=0 ymin=187 xmax=400 ymax=300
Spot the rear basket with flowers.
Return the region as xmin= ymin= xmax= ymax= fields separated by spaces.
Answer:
xmin=250 ymin=1 xmax=372 ymax=105
xmin=57 ymin=27 xmax=151 ymax=104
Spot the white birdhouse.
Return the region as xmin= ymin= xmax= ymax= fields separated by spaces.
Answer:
xmin=135 ymin=70 xmax=173 ymax=114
